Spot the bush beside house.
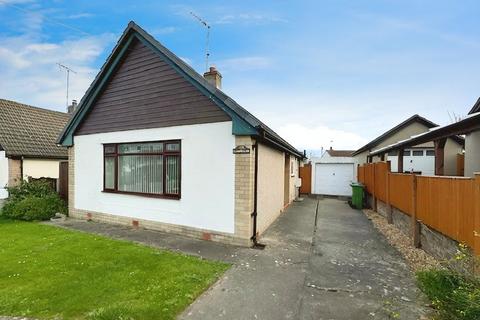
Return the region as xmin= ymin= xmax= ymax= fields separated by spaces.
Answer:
xmin=1 ymin=180 xmax=66 ymax=221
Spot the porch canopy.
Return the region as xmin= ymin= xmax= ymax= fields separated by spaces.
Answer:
xmin=368 ymin=112 xmax=480 ymax=175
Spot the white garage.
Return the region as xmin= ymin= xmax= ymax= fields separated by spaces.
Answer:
xmin=314 ymin=163 xmax=354 ymax=196
xmin=310 ymin=148 xmax=357 ymax=197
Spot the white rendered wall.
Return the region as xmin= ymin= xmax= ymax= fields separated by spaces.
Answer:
xmin=74 ymin=121 xmax=235 ymax=233
xmin=388 ymin=149 xmax=435 ymax=175
xmin=0 ymin=151 xmax=8 ymax=199
xmin=23 ymin=159 xmax=61 ymax=180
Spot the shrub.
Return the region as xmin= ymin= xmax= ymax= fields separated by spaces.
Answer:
xmin=416 ymin=245 xmax=480 ymax=320
xmin=1 ymin=180 xmax=67 ymax=221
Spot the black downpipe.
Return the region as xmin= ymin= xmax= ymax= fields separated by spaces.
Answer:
xmin=251 ymin=140 xmax=259 ymax=245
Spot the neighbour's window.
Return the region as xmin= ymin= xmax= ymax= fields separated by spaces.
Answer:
xmin=403 ymin=150 xmax=411 ymax=156
xmin=103 ymin=140 xmax=181 ymax=199
xmin=412 ymin=150 xmax=424 ymax=156
xmin=426 ymin=150 xmax=435 ymax=156
xmin=388 ymin=150 xmax=398 ymax=156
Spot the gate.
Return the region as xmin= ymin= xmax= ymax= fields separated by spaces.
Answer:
xmin=299 ymin=163 xmax=312 ymax=194
xmin=58 ymin=161 xmax=69 ymax=202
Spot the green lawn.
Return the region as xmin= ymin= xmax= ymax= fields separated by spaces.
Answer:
xmin=0 ymin=219 xmax=229 ymax=319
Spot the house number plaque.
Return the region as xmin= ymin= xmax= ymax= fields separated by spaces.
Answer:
xmin=233 ymin=145 xmax=250 ymax=154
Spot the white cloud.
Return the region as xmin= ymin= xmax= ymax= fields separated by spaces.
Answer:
xmin=275 ymin=123 xmax=368 ymax=151
xmin=66 ymin=13 xmax=94 ymax=19
xmin=215 ymin=13 xmax=287 ymax=25
xmin=217 ymin=56 xmax=272 ymax=71
xmin=150 ymin=26 xmax=178 ymax=36
xmin=0 ymin=33 xmax=115 ymax=111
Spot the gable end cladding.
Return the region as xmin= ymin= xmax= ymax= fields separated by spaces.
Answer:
xmin=58 ymin=21 xmax=302 ymax=158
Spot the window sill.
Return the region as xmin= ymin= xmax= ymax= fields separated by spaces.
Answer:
xmin=102 ymin=190 xmax=181 ymax=200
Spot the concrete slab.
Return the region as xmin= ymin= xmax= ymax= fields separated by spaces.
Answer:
xmin=298 ymin=198 xmax=428 ymax=320
xmin=46 ymin=197 xmax=428 ymax=319
xmin=180 ymin=198 xmax=318 ymax=320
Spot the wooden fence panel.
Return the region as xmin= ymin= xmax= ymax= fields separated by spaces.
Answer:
xmin=358 ymin=162 xmax=480 ymax=254
xmin=416 ymin=176 xmax=475 ymax=248
xmin=358 ymin=166 xmax=365 ymax=184
xmin=389 ymin=173 xmax=413 ymax=215
xmin=374 ymin=162 xmax=388 ymax=202
xmin=364 ymin=164 xmax=374 ymax=194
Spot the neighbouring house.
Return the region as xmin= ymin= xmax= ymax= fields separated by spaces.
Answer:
xmin=0 ymin=99 xmax=70 ymax=204
xmin=310 ymin=148 xmax=356 ymax=196
xmin=352 ymin=114 xmax=464 ymax=176
xmin=57 ymin=21 xmax=303 ymax=246
xmin=368 ymin=98 xmax=480 ymax=178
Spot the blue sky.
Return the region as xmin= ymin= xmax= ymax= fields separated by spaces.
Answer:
xmin=1 ymin=0 xmax=479 ymax=152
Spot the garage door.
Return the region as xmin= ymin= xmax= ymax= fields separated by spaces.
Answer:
xmin=314 ymin=163 xmax=354 ymax=196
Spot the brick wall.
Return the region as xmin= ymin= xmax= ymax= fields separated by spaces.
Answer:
xmin=8 ymin=158 xmax=21 ymax=187
xmin=234 ymin=136 xmax=255 ymax=242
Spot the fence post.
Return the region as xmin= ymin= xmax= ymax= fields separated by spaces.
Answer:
xmin=386 ymin=162 xmax=393 ymax=224
xmin=474 ymin=174 xmax=480 ymax=257
xmin=372 ymin=163 xmax=377 ymax=212
xmin=411 ymin=174 xmax=421 ymax=248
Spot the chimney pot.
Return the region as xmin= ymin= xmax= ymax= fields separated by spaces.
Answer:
xmin=203 ymin=66 xmax=222 ymax=89
xmin=67 ymin=99 xmax=78 ymax=114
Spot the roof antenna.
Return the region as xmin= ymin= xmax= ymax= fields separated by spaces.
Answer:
xmin=57 ymin=63 xmax=77 ymax=108
xmin=190 ymin=11 xmax=211 ymax=72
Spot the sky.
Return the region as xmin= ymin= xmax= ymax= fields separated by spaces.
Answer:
xmin=1 ymin=0 xmax=479 ymax=154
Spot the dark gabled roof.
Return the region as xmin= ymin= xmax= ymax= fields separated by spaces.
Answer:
xmin=0 ymin=99 xmax=69 ymax=158
xmin=326 ymin=149 xmax=354 ymax=157
xmin=58 ymin=21 xmax=303 ymax=158
xmin=352 ymin=114 xmax=463 ymax=156
xmin=468 ymin=97 xmax=480 ymax=115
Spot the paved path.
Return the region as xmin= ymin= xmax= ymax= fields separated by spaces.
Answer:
xmin=49 ymin=198 xmax=427 ymax=319
xmin=298 ymin=198 xmax=427 ymax=320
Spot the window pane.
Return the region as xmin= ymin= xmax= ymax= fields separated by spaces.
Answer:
xmin=118 ymin=155 xmax=163 ymax=194
xmin=104 ymin=145 xmax=116 ymax=154
xmin=403 ymin=150 xmax=411 ymax=156
xmin=165 ymin=155 xmax=180 ymax=194
xmin=426 ymin=150 xmax=435 ymax=156
xmin=105 ymin=157 xmax=115 ymax=189
xmin=412 ymin=150 xmax=423 ymax=156
xmin=388 ymin=150 xmax=398 ymax=156
xmin=166 ymin=143 xmax=180 ymax=152
xmin=118 ymin=143 xmax=163 ymax=154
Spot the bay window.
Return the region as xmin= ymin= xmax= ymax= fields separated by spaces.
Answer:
xmin=103 ymin=140 xmax=181 ymax=198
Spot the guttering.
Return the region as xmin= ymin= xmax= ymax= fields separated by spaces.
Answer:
xmin=251 ymin=140 xmax=259 ymax=244
xmin=257 ymin=130 xmax=304 ymax=159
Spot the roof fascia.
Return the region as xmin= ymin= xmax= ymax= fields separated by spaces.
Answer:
xmin=58 ymin=26 xmax=257 ymax=146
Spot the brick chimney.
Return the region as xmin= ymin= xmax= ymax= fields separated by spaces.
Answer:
xmin=203 ymin=66 xmax=222 ymax=89
xmin=67 ymin=99 xmax=77 ymax=114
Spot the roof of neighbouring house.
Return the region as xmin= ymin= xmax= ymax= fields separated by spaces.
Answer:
xmin=468 ymin=97 xmax=480 ymax=115
xmin=57 ymin=21 xmax=304 ymax=158
xmin=0 ymin=99 xmax=70 ymax=158
xmin=368 ymin=111 xmax=480 ymax=157
xmin=352 ymin=114 xmax=463 ymax=156
xmin=326 ymin=149 xmax=354 ymax=157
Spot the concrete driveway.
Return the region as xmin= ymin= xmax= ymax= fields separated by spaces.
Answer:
xmin=51 ymin=197 xmax=427 ymax=319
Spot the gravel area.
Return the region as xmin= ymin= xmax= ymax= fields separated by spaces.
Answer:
xmin=363 ymin=209 xmax=439 ymax=272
